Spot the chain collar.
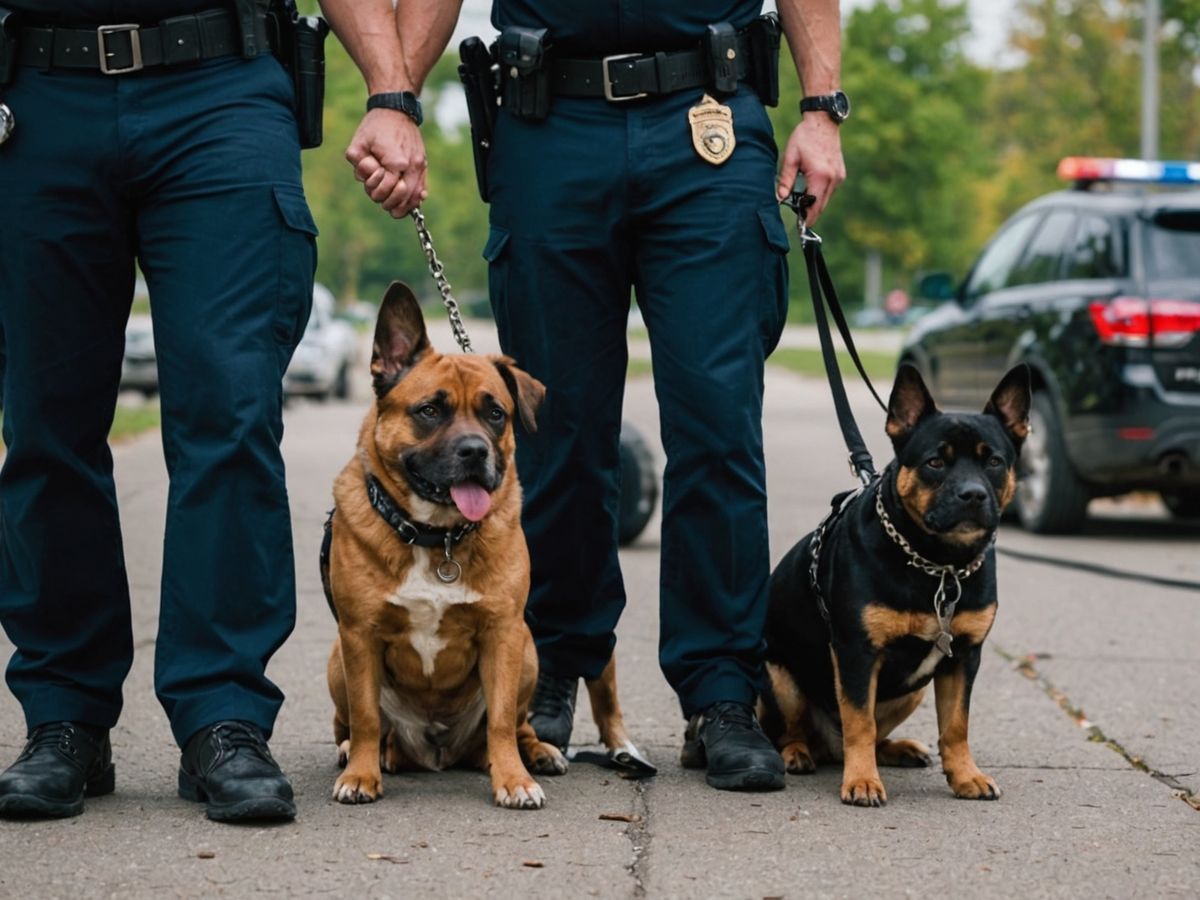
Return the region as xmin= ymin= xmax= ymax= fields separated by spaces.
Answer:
xmin=873 ymin=491 xmax=993 ymax=657
xmin=364 ymin=474 xmax=478 ymax=583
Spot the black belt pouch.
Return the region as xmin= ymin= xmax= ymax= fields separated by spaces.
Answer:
xmin=0 ymin=7 xmax=18 ymax=86
xmin=459 ymin=36 xmax=498 ymax=202
xmin=746 ymin=12 xmax=781 ymax=107
xmin=497 ymin=26 xmax=550 ymax=121
xmin=270 ymin=2 xmax=329 ymax=149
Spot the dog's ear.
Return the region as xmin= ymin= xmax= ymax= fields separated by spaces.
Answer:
xmin=886 ymin=364 xmax=939 ymax=443
xmin=984 ymin=364 xmax=1032 ymax=449
xmin=371 ymin=282 xmax=430 ymax=398
xmin=493 ymin=357 xmax=546 ymax=433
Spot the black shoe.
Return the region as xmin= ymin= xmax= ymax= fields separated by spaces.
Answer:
xmin=0 ymin=722 xmax=114 ymax=819
xmin=680 ymin=701 xmax=785 ymax=792
xmin=529 ymin=672 xmax=578 ymax=752
xmin=178 ymin=721 xmax=295 ymax=822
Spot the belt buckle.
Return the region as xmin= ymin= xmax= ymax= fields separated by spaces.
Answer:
xmin=601 ymin=53 xmax=647 ymax=102
xmin=97 ymin=23 xmax=143 ymax=74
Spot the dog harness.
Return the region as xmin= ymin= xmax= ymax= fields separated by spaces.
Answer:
xmin=807 ymin=479 xmax=992 ymax=658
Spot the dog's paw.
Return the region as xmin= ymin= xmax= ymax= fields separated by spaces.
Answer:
xmin=335 ymin=740 xmax=350 ymax=768
xmin=877 ymin=738 xmax=932 ymax=768
xmin=493 ymin=775 xmax=546 ymax=810
xmin=949 ymin=771 xmax=1000 ymax=800
xmin=333 ymin=770 xmax=383 ymax=804
xmin=781 ymin=742 xmax=816 ymax=775
xmin=841 ymin=774 xmax=887 ymax=807
xmin=526 ymin=742 xmax=569 ymax=776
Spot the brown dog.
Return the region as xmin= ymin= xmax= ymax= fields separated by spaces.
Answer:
xmin=324 ymin=283 xmax=641 ymax=809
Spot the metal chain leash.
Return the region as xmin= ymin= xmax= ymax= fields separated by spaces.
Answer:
xmin=409 ymin=206 xmax=474 ymax=354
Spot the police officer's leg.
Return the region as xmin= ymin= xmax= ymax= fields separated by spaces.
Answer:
xmin=132 ymin=57 xmax=312 ymax=820
xmin=0 ymin=70 xmax=132 ymax=815
xmin=632 ymin=89 xmax=789 ymax=788
xmin=487 ymin=101 xmax=632 ymax=748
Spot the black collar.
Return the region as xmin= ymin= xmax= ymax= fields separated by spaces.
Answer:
xmin=365 ymin=474 xmax=478 ymax=548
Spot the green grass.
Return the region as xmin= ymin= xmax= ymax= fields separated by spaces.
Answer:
xmin=767 ymin=347 xmax=898 ymax=382
xmin=0 ymin=403 xmax=161 ymax=451
xmin=627 ymin=358 xmax=654 ymax=379
xmin=109 ymin=403 xmax=161 ymax=442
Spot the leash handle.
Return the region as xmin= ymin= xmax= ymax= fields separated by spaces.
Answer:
xmin=410 ymin=206 xmax=475 ymax=354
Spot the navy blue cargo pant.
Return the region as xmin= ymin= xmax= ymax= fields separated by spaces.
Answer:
xmin=486 ymin=86 xmax=790 ymax=717
xmin=0 ymin=55 xmax=316 ymax=746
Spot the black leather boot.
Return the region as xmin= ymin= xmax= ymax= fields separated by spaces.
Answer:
xmin=0 ymin=722 xmax=114 ymax=818
xmin=178 ymin=721 xmax=295 ymax=822
xmin=529 ymin=672 xmax=578 ymax=752
xmin=680 ymin=701 xmax=785 ymax=791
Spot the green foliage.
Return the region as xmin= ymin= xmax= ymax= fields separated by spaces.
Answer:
xmin=770 ymin=0 xmax=991 ymax=315
xmin=302 ymin=43 xmax=486 ymax=305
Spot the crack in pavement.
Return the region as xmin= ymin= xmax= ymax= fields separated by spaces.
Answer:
xmin=625 ymin=777 xmax=652 ymax=897
xmin=991 ymin=641 xmax=1200 ymax=813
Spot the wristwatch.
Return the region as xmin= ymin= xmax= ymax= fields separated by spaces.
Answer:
xmin=366 ymin=91 xmax=424 ymax=127
xmin=799 ymin=90 xmax=851 ymax=124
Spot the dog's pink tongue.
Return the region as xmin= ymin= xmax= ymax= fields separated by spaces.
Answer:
xmin=450 ymin=483 xmax=492 ymax=522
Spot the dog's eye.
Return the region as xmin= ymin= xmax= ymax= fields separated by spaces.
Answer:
xmin=487 ymin=406 xmax=506 ymax=423
xmin=926 ymin=457 xmax=945 ymax=470
xmin=416 ymin=404 xmax=439 ymax=420
xmin=987 ymin=455 xmax=1004 ymax=468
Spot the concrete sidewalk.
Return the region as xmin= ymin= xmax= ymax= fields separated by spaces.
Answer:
xmin=0 ymin=355 xmax=1196 ymax=898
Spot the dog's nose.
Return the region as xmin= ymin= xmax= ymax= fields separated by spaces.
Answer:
xmin=958 ymin=483 xmax=989 ymax=506
xmin=455 ymin=436 xmax=490 ymax=463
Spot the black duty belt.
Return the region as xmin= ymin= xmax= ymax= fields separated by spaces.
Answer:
xmin=18 ymin=9 xmax=268 ymax=74
xmin=552 ymin=35 xmax=753 ymax=101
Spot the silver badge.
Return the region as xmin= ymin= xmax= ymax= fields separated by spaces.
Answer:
xmin=0 ymin=103 xmax=13 ymax=146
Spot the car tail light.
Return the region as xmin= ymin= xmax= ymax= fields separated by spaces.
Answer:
xmin=1088 ymin=297 xmax=1200 ymax=347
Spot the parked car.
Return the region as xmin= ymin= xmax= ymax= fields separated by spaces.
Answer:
xmin=901 ymin=157 xmax=1200 ymax=533
xmin=284 ymin=284 xmax=360 ymax=402
xmin=120 ymin=314 xmax=158 ymax=396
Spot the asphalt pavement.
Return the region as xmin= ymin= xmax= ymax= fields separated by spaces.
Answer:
xmin=0 ymin=320 xmax=1196 ymax=899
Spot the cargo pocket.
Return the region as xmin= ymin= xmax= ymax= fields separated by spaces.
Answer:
xmin=273 ymin=184 xmax=319 ymax=352
xmin=482 ymin=225 xmax=512 ymax=349
xmin=757 ymin=202 xmax=791 ymax=355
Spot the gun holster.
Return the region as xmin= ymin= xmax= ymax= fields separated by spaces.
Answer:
xmin=0 ymin=7 xmax=18 ymax=86
xmin=459 ymin=36 xmax=498 ymax=202
xmin=497 ymin=26 xmax=550 ymax=121
xmin=745 ymin=12 xmax=781 ymax=107
xmin=268 ymin=0 xmax=329 ymax=150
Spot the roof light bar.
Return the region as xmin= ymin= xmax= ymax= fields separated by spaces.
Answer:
xmin=1058 ymin=157 xmax=1200 ymax=184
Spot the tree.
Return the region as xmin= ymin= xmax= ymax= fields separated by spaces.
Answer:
xmin=770 ymin=0 xmax=991 ymax=313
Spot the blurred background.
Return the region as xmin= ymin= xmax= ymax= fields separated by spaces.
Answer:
xmin=296 ymin=0 xmax=1200 ymax=321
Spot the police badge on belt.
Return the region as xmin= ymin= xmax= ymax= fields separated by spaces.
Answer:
xmin=688 ymin=94 xmax=735 ymax=166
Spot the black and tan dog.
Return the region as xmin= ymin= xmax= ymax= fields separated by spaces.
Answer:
xmin=761 ymin=364 xmax=1030 ymax=806
xmin=323 ymin=283 xmax=641 ymax=809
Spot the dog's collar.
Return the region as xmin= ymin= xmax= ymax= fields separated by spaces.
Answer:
xmin=874 ymin=490 xmax=993 ymax=657
xmin=365 ymin=474 xmax=478 ymax=583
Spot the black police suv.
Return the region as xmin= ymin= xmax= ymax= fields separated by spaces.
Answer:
xmin=900 ymin=157 xmax=1200 ymax=533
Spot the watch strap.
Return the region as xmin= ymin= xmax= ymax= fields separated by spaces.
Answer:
xmin=366 ymin=91 xmax=423 ymax=126
xmin=800 ymin=91 xmax=849 ymax=123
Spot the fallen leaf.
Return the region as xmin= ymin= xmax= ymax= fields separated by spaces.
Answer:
xmin=366 ymin=853 xmax=409 ymax=865
xmin=196 ymin=851 xmax=215 ymax=860
xmin=598 ymin=812 xmax=643 ymax=823
xmin=522 ymin=860 xmax=545 ymax=868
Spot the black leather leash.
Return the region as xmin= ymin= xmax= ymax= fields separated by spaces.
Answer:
xmin=780 ymin=189 xmax=888 ymax=485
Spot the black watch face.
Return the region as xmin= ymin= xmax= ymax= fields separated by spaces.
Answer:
xmin=831 ymin=91 xmax=850 ymax=122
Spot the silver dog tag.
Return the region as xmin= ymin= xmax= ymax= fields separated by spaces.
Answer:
xmin=0 ymin=103 xmax=13 ymax=145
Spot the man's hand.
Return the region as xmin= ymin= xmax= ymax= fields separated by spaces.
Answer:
xmin=345 ymin=108 xmax=428 ymax=218
xmin=776 ymin=114 xmax=845 ymax=227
